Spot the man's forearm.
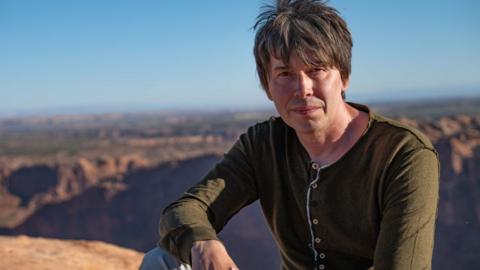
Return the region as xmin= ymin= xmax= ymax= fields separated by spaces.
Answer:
xmin=159 ymin=200 xmax=220 ymax=264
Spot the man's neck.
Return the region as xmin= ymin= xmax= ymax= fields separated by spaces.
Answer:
xmin=296 ymin=103 xmax=368 ymax=167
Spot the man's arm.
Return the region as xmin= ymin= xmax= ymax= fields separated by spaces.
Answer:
xmin=158 ymin=131 xmax=259 ymax=265
xmin=374 ymin=147 xmax=440 ymax=269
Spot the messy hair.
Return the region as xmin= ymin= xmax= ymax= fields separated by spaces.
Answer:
xmin=253 ymin=0 xmax=353 ymax=91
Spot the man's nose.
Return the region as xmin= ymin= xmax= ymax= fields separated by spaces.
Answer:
xmin=295 ymin=72 xmax=314 ymax=98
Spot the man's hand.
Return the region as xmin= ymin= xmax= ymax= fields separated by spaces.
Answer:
xmin=191 ymin=240 xmax=239 ymax=270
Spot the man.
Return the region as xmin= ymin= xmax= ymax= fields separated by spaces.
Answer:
xmin=142 ymin=0 xmax=439 ymax=269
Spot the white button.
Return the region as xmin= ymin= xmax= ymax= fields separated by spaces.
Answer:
xmin=311 ymin=183 xmax=318 ymax=189
xmin=319 ymin=265 xmax=325 ymax=270
xmin=315 ymin=237 xmax=321 ymax=243
xmin=319 ymin=253 xmax=326 ymax=259
xmin=312 ymin=218 xmax=319 ymax=225
xmin=312 ymin=163 xmax=320 ymax=170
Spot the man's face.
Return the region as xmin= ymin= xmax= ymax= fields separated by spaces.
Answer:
xmin=267 ymin=54 xmax=349 ymax=135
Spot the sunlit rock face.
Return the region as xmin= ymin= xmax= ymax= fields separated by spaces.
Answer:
xmin=0 ymin=235 xmax=143 ymax=270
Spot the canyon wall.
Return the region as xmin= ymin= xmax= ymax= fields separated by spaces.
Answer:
xmin=1 ymin=114 xmax=479 ymax=269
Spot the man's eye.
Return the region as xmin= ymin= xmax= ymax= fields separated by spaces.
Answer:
xmin=311 ymin=67 xmax=326 ymax=73
xmin=278 ymin=71 xmax=291 ymax=77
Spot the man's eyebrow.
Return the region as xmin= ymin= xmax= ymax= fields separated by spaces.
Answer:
xmin=272 ymin=65 xmax=290 ymax=70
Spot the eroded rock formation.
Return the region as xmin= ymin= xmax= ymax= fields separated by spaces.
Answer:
xmin=0 ymin=114 xmax=479 ymax=269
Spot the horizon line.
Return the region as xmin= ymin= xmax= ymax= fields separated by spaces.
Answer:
xmin=1 ymin=94 xmax=479 ymax=120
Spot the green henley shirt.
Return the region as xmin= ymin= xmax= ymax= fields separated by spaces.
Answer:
xmin=159 ymin=103 xmax=440 ymax=270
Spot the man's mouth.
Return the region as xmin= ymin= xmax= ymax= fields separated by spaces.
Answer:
xmin=292 ymin=106 xmax=320 ymax=115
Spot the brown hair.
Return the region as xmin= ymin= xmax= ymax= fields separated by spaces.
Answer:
xmin=253 ymin=0 xmax=353 ymax=91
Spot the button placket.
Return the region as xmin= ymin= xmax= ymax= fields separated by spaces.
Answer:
xmin=310 ymin=163 xmax=321 ymax=247
xmin=307 ymin=161 xmax=322 ymax=265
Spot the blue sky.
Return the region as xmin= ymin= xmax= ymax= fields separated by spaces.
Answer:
xmin=1 ymin=0 xmax=479 ymax=116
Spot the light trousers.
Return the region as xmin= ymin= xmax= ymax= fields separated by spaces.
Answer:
xmin=139 ymin=247 xmax=192 ymax=270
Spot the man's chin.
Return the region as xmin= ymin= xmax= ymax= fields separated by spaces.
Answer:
xmin=289 ymin=121 xmax=326 ymax=134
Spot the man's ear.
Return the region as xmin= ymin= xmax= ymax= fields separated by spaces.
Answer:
xmin=342 ymin=78 xmax=350 ymax=91
xmin=266 ymin=88 xmax=273 ymax=101
xmin=265 ymin=78 xmax=273 ymax=100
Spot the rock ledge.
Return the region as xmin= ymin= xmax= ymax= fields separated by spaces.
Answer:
xmin=0 ymin=235 xmax=143 ymax=270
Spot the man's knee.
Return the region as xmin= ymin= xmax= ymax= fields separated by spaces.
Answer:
xmin=139 ymin=247 xmax=191 ymax=270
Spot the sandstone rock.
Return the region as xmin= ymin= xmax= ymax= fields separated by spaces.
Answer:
xmin=397 ymin=116 xmax=418 ymax=128
xmin=437 ymin=117 xmax=462 ymax=136
xmin=0 ymin=235 xmax=143 ymax=270
xmin=73 ymin=158 xmax=97 ymax=186
xmin=116 ymin=154 xmax=148 ymax=172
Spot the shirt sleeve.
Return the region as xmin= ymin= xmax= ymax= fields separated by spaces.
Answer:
xmin=158 ymin=130 xmax=259 ymax=264
xmin=374 ymin=147 xmax=440 ymax=270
